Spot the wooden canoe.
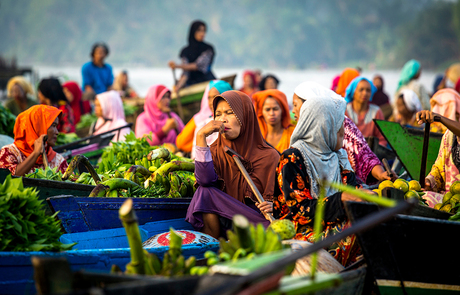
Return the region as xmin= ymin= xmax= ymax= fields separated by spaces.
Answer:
xmin=345 ymin=201 xmax=460 ymax=294
xmin=122 ymin=74 xmax=237 ymax=125
xmin=47 ymin=195 xmax=191 ymax=233
xmin=0 ymin=218 xmax=218 ymax=295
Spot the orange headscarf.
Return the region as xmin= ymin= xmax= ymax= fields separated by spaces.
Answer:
xmin=252 ymin=89 xmax=292 ymax=136
xmin=335 ymin=68 xmax=360 ymax=97
xmin=14 ymin=105 xmax=62 ymax=164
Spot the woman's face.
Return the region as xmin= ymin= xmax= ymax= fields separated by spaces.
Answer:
xmin=353 ymin=80 xmax=372 ymax=104
xmin=11 ymin=84 xmax=25 ymax=100
xmin=38 ymin=91 xmax=50 ymax=105
xmin=120 ymin=74 xmax=128 ymax=88
xmin=334 ymin=123 xmax=345 ymax=151
xmin=93 ymin=46 xmax=107 ymax=64
xmin=243 ymin=75 xmax=253 ymax=88
xmin=214 ymin=99 xmax=241 ymax=140
xmin=396 ymin=97 xmax=411 ymax=117
xmin=372 ymin=77 xmax=382 ymax=90
xmin=194 ymin=25 xmax=206 ymax=42
xmin=208 ymin=87 xmax=220 ymax=111
xmin=47 ymin=117 xmax=60 ymax=147
xmin=262 ymin=97 xmax=282 ymax=127
xmin=264 ymin=77 xmax=278 ymax=90
xmin=157 ymin=91 xmax=171 ymax=113
xmin=63 ymin=87 xmax=74 ymax=103
xmin=292 ymin=94 xmax=304 ymax=121
xmin=95 ymin=98 xmax=103 ymax=118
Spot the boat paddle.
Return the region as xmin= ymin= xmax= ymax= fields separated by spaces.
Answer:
xmin=42 ymin=135 xmax=49 ymax=168
xmin=382 ymin=158 xmax=392 ymax=178
xmin=171 ymin=68 xmax=185 ymax=122
xmin=224 ymin=146 xmax=275 ymax=223
xmin=419 ymin=115 xmax=441 ymax=183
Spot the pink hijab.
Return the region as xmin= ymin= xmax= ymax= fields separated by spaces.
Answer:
xmin=135 ymin=85 xmax=184 ymax=146
xmin=93 ymin=90 xmax=131 ymax=142
xmin=430 ymin=88 xmax=460 ymax=121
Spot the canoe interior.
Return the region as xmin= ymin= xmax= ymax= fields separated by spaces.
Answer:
xmin=375 ymin=120 xmax=443 ymax=180
xmin=344 ymin=201 xmax=460 ymax=294
xmin=0 ymin=169 xmax=94 ymax=215
xmin=0 ymin=219 xmax=217 ymax=295
xmin=47 ymin=195 xmax=191 ymax=233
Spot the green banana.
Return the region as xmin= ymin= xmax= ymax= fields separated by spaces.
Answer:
xmin=108 ymin=190 xmax=118 ymax=198
xmin=226 ymin=230 xmax=241 ymax=251
xmin=63 ymin=154 xmax=101 ymax=183
xmin=89 ymin=183 xmax=110 ymax=197
xmin=232 ymin=248 xmax=247 ymax=261
xmin=184 ymin=256 xmax=196 ymax=273
xmin=147 ymin=147 xmax=171 ymax=161
xmin=254 ymin=223 xmax=266 ymax=254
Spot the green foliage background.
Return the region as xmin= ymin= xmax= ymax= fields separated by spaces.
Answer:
xmin=1 ymin=0 xmax=459 ymax=69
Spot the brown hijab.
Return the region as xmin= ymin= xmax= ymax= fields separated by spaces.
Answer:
xmin=210 ymin=91 xmax=280 ymax=203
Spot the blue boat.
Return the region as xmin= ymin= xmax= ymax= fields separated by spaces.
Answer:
xmin=47 ymin=195 xmax=191 ymax=233
xmin=0 ymin=218 xmax=218 ymax=295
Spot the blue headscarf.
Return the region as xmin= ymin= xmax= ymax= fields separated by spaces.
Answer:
xmin=397 ymin=59 xmax=421 ymax=90
xmin=209 ymin=80 xmax=232 ymax=94
xmin=344 ymin=77 xmax=377 ymax=103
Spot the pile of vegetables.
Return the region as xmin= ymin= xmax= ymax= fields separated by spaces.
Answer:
xmin=26 ymin=166 xmax=69 ymax=182
xmin=123 ymin=103 xmax=138 ymax=117
xmin=56 ymin=132 xmax=80 ymax=146
xmin=0 ymin=175 xmax=75 ymax=251
xmin=433 ymin=181 xmax=460 ymax=221
xmin=0 ymin=104 xmax=16 ymax=138
xmin=76 ymin=113 xmax=97 ymax=130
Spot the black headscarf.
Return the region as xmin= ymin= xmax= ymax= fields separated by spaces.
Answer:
xmin=259 ymin=74 xmax=280 ymax=91
xmin=38 ymin=78 xmax=68 ymax=105
xmin=371 ymin=75 xmax=389 ymax=106
xmin=179 ymin=20 xmax=214 ymax=63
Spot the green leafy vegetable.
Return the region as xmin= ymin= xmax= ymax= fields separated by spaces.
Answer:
xmin=76 ymin=113 xmax=97 ymax=130
xmin=0 ymin=105 xmax=16 ymax=138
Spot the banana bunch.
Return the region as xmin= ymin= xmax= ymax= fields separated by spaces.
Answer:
xmin=190 ymin=215 xmax=284 ymax=275
xmin=75 ymin=172 xmax=112 ymax=185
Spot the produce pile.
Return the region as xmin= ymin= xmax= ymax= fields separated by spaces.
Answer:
xmin=26 ymin=166 xmax=69 ymax=182
xmin=56 ymin=132 xmax=80 ymax=146
xmin=75 ymin=113 xmax=97 ymax=130
xmin=0 ymin=175 xmax=75 ymax=251
xmin=433 ymin=181 xmax=460 ymax=220
xmin=0 ymin=104 xmax=16 ymax=138
xmin=373 ymin=179 xmax=427 ymax=205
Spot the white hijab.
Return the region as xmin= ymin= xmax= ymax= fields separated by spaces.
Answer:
xmin=291 ymin=81 xmax=353 ymax=198
xmin=400 ymin=89 xmax=422 ymax=113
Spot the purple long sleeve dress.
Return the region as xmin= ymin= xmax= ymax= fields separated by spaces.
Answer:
xmin=186 ymin=146 xmax=269 ymax=235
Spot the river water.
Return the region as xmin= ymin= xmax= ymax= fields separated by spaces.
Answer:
xmin=34 ymin=66 xmax=440 ymax=105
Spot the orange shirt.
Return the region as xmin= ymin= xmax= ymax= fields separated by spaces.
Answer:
xmin=176 ymin=117 xmax=196 ymax=153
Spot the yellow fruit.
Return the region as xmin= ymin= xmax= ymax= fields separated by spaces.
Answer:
xmin=440 ymin=203 xmax=452 ymax=213
xmin=408 ymin=180 xmax=422 ymax=192
xmin=434 ymin=203 xmax=443 ymax=210
xmin=379 ymin=180 xmax=394 ymax=190
xmin=449 ymin=181 xmax=460 ymax=194
xmin=450 ymin=194 xmax=460 ymax=206
xmin=443 ymin=192 xmax=453 ymax=205
xmin=393 ymin=179 xmax=409 ymax=193
xmin=373 ymin=189 xmax=382 ymax=197
xmin=404 ymin=190 xmax=419 ymax=200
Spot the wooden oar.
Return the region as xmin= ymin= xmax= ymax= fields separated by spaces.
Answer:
xmin=171 ymin=68 xmax=185 ymax=121
xmin=42 ymin=135 xmax=49 ymax=168
xmin=382 ymin=158 xmax=392 ymax=177
xmin=419 ymin=115 xmax=441 ymax=183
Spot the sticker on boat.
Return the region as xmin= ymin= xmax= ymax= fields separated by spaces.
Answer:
xmin=143 ymin=230 xmax=218 ymax=248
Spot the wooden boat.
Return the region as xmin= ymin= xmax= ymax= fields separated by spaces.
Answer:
xmin=47 ymin=195 xmax=191 ymax=233
xmin=122 ymin=74 xmax=237 ymax=125
xmin=374 ymin=119 xmax=443 ymax=180
xmin=0 ymin=218 xmax=218 ymax=295
xmin=344 ymin=201 xmax=460 ymax=294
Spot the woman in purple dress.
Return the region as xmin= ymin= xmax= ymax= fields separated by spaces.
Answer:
xmin=186 ymin=90 xmax=279 ymax=239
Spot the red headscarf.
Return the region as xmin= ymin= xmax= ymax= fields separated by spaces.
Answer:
xmin=335 ymin=68 xmax=360 ymax=97
xmin=14 ymin=105 xmax=62 ymax=164
xmin=252 ymin=89 xmax=292 ymax=136
xmin=210 ymin=91 xmax=280 ymax=202
xmin=62 ymin=81 xmax=91 ymax=124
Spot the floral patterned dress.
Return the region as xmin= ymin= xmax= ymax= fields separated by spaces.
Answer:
xmin=273 ymin=148 xmax=361 ymax=267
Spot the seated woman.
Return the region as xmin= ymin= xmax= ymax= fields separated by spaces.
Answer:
xmin=335 ymin=68 xmax=360 ymax=97
xmin=390 ymin=89 xmax=422 ymax=128
xmin=252 ymin=89 xmax=295 ymax=153
xmin=112 ymin=71 xmax=138 ymax=98
xmin=344 ymin=77 xmax=387 ymax=146
xmin=395 ymin=59 xmax=430 ymax=111
xmin=429 ymin=88 xmax=460 ymax=134
xmin=91 ymin=90 xmax=131 ymax=142
xmin=293 ymin=81 xmax=393 ymax=185
xmin=273 ymin=83 xmax=364 ymax=267
xmin=4 ymin=76 xmax=37 ymax=116
xmin=0 ymin=105 xmax=68 ymax=176
xmin=168 ymin=20 xmax=216 ymax=90
xmin=239 ymin=70 xmax=259 ymax=97
xmin=186 ymin=90 xmax=279 ymax=239
xmin=416 ymin=110 xmax=460 ymax=207
xmin=135 ymin=85 xmax=184 ymax=146
xmin=62 ymin=81 xmax=92 ymax=125
xmin=372 ymin=75 xmax=393 ymax=120
xmin=38 ymin=78 xmax=75 ymax=133
xmin=176 ymin=80 xmax=232 ymax=158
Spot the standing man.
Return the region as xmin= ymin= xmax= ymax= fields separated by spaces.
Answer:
xmin=81 ymin=42 xmax=114 ymax=100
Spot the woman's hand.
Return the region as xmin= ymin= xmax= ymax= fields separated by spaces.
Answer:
xmin=424 ymin=179 xmax=432 ymax=191
xmin=33 ymin=134 xmax=47 ymax=156
xmin=372 ymin=165 xmax=398 ymax=182
xmin=168 ymin=61 xmax=176 ymax=69
xmin=162 ymin=118 xmax=178 ymax=133
xmin=416 ymin=110 xmax=440 ymax=125
xmin=196 ymin=120 xmax=224 ymax=147
xmin=256 ymin=201 xmax=273 ymax=214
